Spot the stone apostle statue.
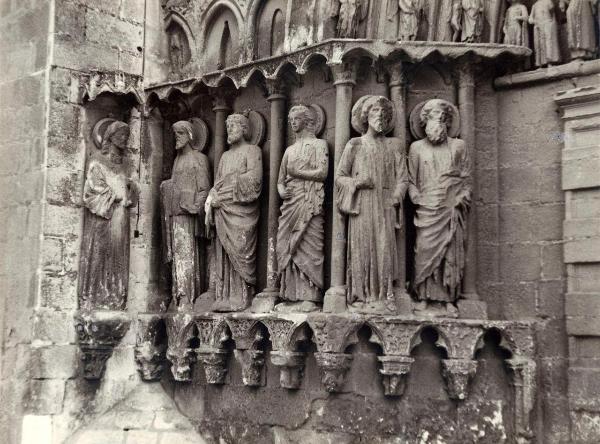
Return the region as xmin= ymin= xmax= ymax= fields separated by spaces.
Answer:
xmin=460 ymin=0 xmax=484 ymax=42
xmin=337 ymin=0 xmax=370 ymax=38
xmin=408 ymin=99 xmax=471 ymax=308
xmin=206 ymin=113 xmax=263 ymax=312
xmin=560 ymin=0 xmax=598 ymax=60
xmin=387 ymin=0 xmax=425 ymax=41
xmin=160 ymin=120 xmax=211 ymax=310
xmin=529 ymin=0 xmax=561 ymax=67
xmin=336 ymin=96 xmax=409 ymax=312
xmin=78 ymin=120 xmax=138 ymax=310
xmin=503 ymin=0 xmax=530 ymax=47
xmin=275 ymin=105 xmax=329 ymax=313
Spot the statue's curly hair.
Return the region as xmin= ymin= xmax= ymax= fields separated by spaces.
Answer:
xmin=226 ymin=113 xmax=251 ymax=140
xmin=419 ymin=99 xmax=454 ymax=128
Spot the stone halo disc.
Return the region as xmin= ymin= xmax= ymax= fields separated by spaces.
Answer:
xmin=409 ymin=100 xmax=461 ymax=140
xmin=92 ymin=117 xmax=118 ymax=149
xmin=310 ymin=104 xmax=326 ymax=136
xmin=248 ymin=110 xmax=266 ymax=146
xmin=189 ymin=117 xmax=209 ymax=152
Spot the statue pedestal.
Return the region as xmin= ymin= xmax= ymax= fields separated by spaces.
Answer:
xmin=457 ymin=299 xmax=488 ymax=319
xmin=250 ymin=289 xmax=279 ymax=313
xmin=323 ymin=286 xmax=346 ymax=313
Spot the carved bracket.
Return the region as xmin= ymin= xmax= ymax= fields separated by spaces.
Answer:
xmin=377 ymin=355 xmax=414 ymax=397
xmin=74 ymin=311 xmax=131 ymax=380
xmin=197 ymin=348 xmax=229 ymax=384
xmin=234 ymin=349 xmax=266 ymax=387
xmin=314 ymin=352 xmax=353 ymax=393
xmin=441 ymin=358 xmax=478 ymax=401
xmin=270 ymin=350 xmax=306 ymax=389
xmin=135 ymin=314 xmax=167 ymax=382
xmin=165 ymin=313 xmax=197 ymax=382
xmin=507 ymin=357 xmax=537 ymax=443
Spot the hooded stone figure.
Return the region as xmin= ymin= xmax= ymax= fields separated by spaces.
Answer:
xmin=160 ymin=120 xmax=211 ymax=310
xmin=336 ymin=95 xmax=409 ymax=312
xmin=408 ymin=99 xmax=472 ymax=306
xmin=78 ymin=120 xmax=138 ymax=310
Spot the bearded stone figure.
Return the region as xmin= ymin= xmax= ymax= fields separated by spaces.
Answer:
xmin=275 ymin=105 xmax=329 ymax=313
xmin=160 ymin=120 xmax=211 ymax=310
xmin=560 ymin=0 xmax=598 ymax=60
xmin=206 ymin=113 xmax=262 ymax=312
xmin=408 ymin=99 xmax=471 ymax=308
xmin=336 ymin=96 xmax=408 ymax=312
xmin=78 ymin=120 xmax=138 ymax=310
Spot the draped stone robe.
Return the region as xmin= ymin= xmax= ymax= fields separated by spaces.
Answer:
xmin=461 ymin=0 xmax=483 ymax=42
xmin=529 ymin=0 xmax=561 ymax=66
xmin=503 ymin=3 xmax=529 ymax=46
xmin=78 ymin=155 xmax=136 ymax=310
xmin=408 ymin=137 xmax=472 ymax=303
xmin=276 ymin=137 xmax=328 ymax=303
xmin=210 ymin=144 xmax=262 ymax=311
xmin=336 ymin=135 xmax=408 ymax=306
xmin=160 ymin=149 xmax=211 ymax=309
xmin=564 ymin=0 xmax=598 ymax=59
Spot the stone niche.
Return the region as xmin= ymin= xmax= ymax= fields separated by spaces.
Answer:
xmin=89 ymin=0 xmax=558 ymax=441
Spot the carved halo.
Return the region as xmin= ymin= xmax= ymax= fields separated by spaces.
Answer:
xmin=92 ymin=117 xmax=119 ymax=149
xmin=311 ymin=104 xmax=326 ymax=137
xmin=351 ymin=95 xmax=396 ymax=135
xmin=409 ymin=100 xmax=461 ymax=140
xmin=188 ymin=117 xmax=209 ymax=152
xmin=248 ymin=110 xmax=266 ymax=146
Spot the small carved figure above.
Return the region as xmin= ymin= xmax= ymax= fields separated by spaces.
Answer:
xmin=275 ymin=105 xmax=329 ymax=313
xmin=459 ymin=0 xmax=484 ymax=42
xmin=433 ymin=0 xmax=463 ymax=42
xmin=408 ymin=99 xmax=471 ymax=312
xmin=206 ymin=113 xmax=263 ymax=312
xmin=160 ymin=120 xmax=211 ymax=310
xmin=529 ymin=0 xmax=561 ymax=67
xmin=78 ymin=119 xmax=138 ymax=311
xmin=503 ymin=0 xmax=529 ymax=47
xmin=388 ymin=0 xmax=425 ymax=41
xmin=167 ymin=22 xmax=192 ymax=72
xmin=336 ymin=95 xmax=409 ymax=313
xmin=336 ymin=0 xmax=370 ymax=38
xmin=560 ymin=0 xmax=598 ymax=60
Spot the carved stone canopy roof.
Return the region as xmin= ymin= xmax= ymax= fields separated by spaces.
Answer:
xmin=146 ymin=39 xmax=531 ymax=100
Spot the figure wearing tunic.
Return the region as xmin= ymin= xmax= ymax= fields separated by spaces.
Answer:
xmin=409 ymin=137 xmax=471 ymax=303
xmin=503 ymin=2 xmax=529 ymax=46
xmin=78 ymin=156 xmax=135 ymax=310
xmin=210 ymin=144 xmax=262 ymax=311
xmin=160 ymin=149 xmax=211 ymax=309
xmin=461 ymin=0 xmax=484 ymax=42
xmin=276 ymin=137 xmax=328 ymax=303
xmin=336 ymin=136 xmax=408 ymax=306
xmin=398 ymin=0 xmax=423 ymax=40
xmin=529 ymin=0 xmax=561 ymax=66
xmin=562 ymin=0 xmax=598 ymax=59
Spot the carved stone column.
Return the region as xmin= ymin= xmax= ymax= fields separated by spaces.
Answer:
xmin=253 ymin=79 xmax=287 ymax=312
xmin=197 ymin=348 xmax=229 ymax=384
xmin=324 ymin=62 xmax=357 ymax=313
xmin=378 ymin=355 xmax=414 ymax=397
xmin=456 ymin=58 xmax=484 ymax=316
xmin=506 ymin=357 xmax=537 ymax=443
xmin=314 ymin=352 xmax=353 ymax=392
xmin=441 ymin=358 xmax=478 ymax=400
xmin=387 ymin=61 xmax=410 ymax=303
xmin=270 ymin=350 xmax=306 ymax=389
xmin=134 ymin=313 xmax=166 ymax=381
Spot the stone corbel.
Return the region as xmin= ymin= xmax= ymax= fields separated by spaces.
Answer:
xmin=441 ymin=358 xmax=478 ymax=400
xmin=270 ymin=350 xmax=306 ymax=389
xmin=506 ymin=357 xmax=537 ymax=443
xmin=197 ymin=348 xmax=229 ymax=384
xmin=165 ymin=313 xmax=197 ymax=382
xmin=377 ymin=355 xmax=414 ymax=397
xmin=134 ymin=314 xmax=167 ymax=382
xmin=314 ymin=352 xmax=353 ymax=393
xmin=74 ymin=311 xmax=131 ymax=380
xmin=234 ymin=349 xmax=266 ymax=387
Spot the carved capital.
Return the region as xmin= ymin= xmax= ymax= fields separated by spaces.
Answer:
xmin=266 ymin=79 xmax=287 ymax=100
xmin=377 ymin=355 xmax=414 ymax=397
xmin=454 ymin=58 xmax=476 ymax=88
xmin=74 ymin=311 xmax=131 ymax=380
xmin=270 ymin=350 xmax=306 ymax=389
xmin=210 ymin=89 xmax=233 ymax=112
xmin=441 ymin=358 xmax=478 ymax=401
xmin=331 ymin=63 xmax=357 ymax=86
xmin=197 ymin=348 xmax=229 ymax=384
xmin=234 ymin=349 xmax=266 ymax=387
xmin=314 ymin=352 xmax=353 ymax=393
xmin=165 ymin=313 xmax=197 ymax=382
xmin=134 ymin=314 xmax=166 ymax=382
xmin=386 ymin=61 xmax=408 ymax=88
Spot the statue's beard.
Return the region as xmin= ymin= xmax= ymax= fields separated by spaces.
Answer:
xmin=425 ymin=120 xmax=448 ymax=144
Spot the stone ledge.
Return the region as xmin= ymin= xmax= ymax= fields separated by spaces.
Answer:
xmin=495 ymin=60 xmax=600 ymax=90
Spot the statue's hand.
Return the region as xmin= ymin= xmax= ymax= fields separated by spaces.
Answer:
xmin=279 ymin=185 xmax=292 ymax=200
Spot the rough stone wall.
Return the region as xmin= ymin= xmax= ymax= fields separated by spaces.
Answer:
xmin=0 ymin=1 xmax=53 ymax=443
